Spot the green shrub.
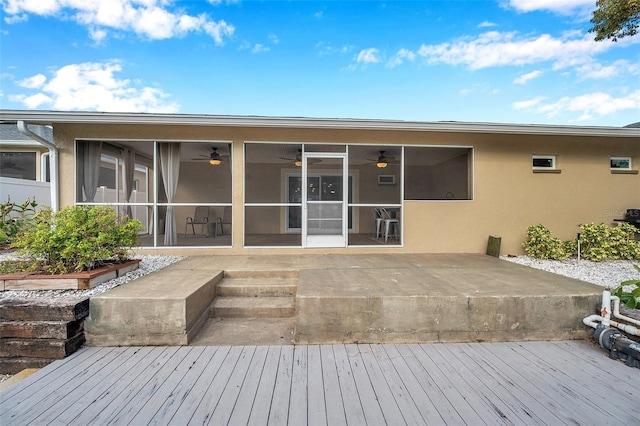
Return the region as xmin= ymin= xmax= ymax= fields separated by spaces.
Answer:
xmin=10 ymin=205 xmax=142 ymax=274
xmin=579 ymin=222 xmax=640 ymax=262
xmin=612 ymin=265 xmax=640 ymax=309
xmin=523 ymin=223 xmax=640 ymax=262
xmin=0 ymin=197 xmax=38 ymax=247
xmin=522 ymin=224 xmax=571 ymax=260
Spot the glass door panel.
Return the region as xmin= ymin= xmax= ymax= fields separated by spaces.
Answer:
xmin=304 ymin=155 xmax=346 ymax=247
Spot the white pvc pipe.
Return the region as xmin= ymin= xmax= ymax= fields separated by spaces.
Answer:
xmin=583 ymin=314 xmax=602 ymax=329
xmin=17 ymin=121 xmax=58 ymax=212
xmin=582 ymin=314 xmax=640 ymax=336
xmin=611 ymin=295 xmax=640 ymax=327
xmin=601 ymin=290 xmax=611 ymax=326
xmin=583 ymin=289 xmax=640 ymax=336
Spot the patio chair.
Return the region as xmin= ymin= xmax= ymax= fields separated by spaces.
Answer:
xmin=217 ymin=206 xmax=232 ymax=236
xmin=372 ymin=207 xmax=384 ymax=238
xmin=380 ymin=208 xmax=400 ymax=243
xmin=185 ymin=206 xmax=210 ymax=236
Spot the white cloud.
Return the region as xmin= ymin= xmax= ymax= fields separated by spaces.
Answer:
xmin=478 ymin=21 xmax=497 ymax=28
xmin=575 ymin=60 xmax=635 ymax=79
xmin=505 ymin=0 xmax=595 ymax=15
xmin=417 ymin=31 xmax=616 ymax=71
xmin=387 ymin=48 xmax=416 ymax=68
xmin=251 ymin=43 xmax=270 ymax=53
xmin=513 ymin=90 xmax=640 ymax=121
xmin=514 ymin=70 xmax=543 ymax=84
xmin=17 ymin=73 xmax=47 ymax=89
xmin=2 ymin=0 xmax=235 ymax=44
xmin=269 ymin=34 xmax=279 ymax=44
xmin=314 ymin=11 xmax=323 ymax=19
xmin=12 ymin=61 xmax=179 ymax=113
xmin=356 ymin=48 xmax=380 ymax=64
xmin=316 ymin=42 xmax=354 ymax=56
xmin=513 ymin=96 xmax=547 ymax=109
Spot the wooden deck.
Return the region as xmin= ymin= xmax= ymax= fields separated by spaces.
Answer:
xmin=1 ymin=341 xmax=638 ymax=425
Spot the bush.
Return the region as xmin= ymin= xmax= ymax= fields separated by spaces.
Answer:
xmin=9 ymin=205 xmax=142 ymax=274
xmin=0 ymin=197 xmax=38 ymax=247
xmin=522 ymin=222 xmax=640 ymax=262
xmin=612 ymin=265 xmax=640 ymax=309
xmin=579 ymin=222 xmax=640 ymax=262
xmin=522 ymin=224 xmax=571 ymax=260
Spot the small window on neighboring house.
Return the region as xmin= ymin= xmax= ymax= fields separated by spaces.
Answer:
xmin=610 ymin=157 xmax=631 ymax=170
xmin=532 ymin=155 xmax=556 ymax=170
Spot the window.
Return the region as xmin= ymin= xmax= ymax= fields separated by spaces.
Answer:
xmin=0 ymin=152 xmax=36 ymax=180
xmin=610 ymin=157 xmax=631 ymax=170
xmin=404 ymin=147 xmax=473 ymax=200
xmin=532 ymin=155 xmax=556 ymax=170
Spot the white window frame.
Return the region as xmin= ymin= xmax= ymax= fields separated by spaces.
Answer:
xmin=532 ymin=155 xmax=556 ymax=170
xmin=610 ymin=157 xmax=631 ymax=170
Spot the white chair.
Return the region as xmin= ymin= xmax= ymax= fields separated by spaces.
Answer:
xmin=380 ymin=208 xmax=400 ymax=243
xmin=372 ymin=208 xmax=384 ymax=238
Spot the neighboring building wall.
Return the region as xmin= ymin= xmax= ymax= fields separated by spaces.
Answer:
xmin=0 ymin=177 xmax=50 ymax=206
xmin=51 ymin=123 xmax=639 ymax=255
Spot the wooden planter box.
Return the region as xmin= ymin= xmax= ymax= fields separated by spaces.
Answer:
xmin=0 ymin=259 xmax=140 ymax=291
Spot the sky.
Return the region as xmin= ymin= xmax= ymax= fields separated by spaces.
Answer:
xmin=1 ymin=0 xmax=639 ymax=127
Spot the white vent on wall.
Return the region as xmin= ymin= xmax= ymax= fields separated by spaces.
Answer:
xmin=378 ymin=175 xmax=396 ymax=185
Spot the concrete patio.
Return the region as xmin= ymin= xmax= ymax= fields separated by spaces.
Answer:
xmin=85 ymin=254 xmax=603 ymax=346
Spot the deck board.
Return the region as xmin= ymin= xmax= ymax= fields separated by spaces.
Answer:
xmin=1 ymin=341 xmax=638 ymax=426
xmin=266 ymin=346 xmax=293 ymax=426
xmin=332 ymin=344 xmax=367 ymax=425
xmin=344 ymin=344 xmax=386 ymax=425
xmin=502 ymin=342 xmax=628 ymax=422
xmin=320 ymin=345 xmax=347 ymax=426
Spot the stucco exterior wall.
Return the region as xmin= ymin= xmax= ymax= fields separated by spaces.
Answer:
xmin=51 ymin=123 xmax=639 ymax=255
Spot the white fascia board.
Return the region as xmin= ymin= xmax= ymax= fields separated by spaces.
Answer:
xmin=1 ymin=109 xmax=639 ymax=138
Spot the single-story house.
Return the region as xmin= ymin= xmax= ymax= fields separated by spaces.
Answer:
xmin=0 ymin=110 xmax=638 ymax=256
xmin=0 ymin=123 xmax=52 ymax=206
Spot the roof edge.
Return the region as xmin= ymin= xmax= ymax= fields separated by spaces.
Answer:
xmin=1 ymin=109 xmax=639 ymax=138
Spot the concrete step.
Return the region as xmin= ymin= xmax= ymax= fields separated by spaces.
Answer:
xmin=223 ymin=270 xmax=298 ymax=279
xmin=216 ymin=278 xmax=298 ymax=297
xmin=211 ymin=296 xmax=295 ymax=318
xmin=190 ymin=318 xmax=295 ymax=346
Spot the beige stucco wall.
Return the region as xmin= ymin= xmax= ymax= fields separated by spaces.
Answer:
xmin=52 ymin=123 xmax=640 ymax=255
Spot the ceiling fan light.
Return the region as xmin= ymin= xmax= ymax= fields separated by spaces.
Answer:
xmin=376 ymin=161 xmax=388 ymax=168
xmin=294 ymin=160 xmax=302 ymax=167
xmin=209 ymin=159 xmax=221 ymax=166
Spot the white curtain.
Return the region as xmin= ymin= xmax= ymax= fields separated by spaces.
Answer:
xmin=82 ymin=141 xmax=102 ymax=202
xmin=159 ymin=143 xmax=181 ymax=246
xmin=123 ymin=149 xmax=135 ymax=217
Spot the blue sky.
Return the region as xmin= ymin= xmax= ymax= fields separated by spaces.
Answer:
xmin=1 ymin=0 xmax=639 ymax=126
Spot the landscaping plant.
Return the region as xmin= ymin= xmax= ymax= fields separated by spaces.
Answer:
xmin=612 ymin=265 xmax=640 ymax=310
xmin=522 ymin=224 xmax=571 ymax=260
xmin=0 ymin=197 xmax=38 ymax=247
xmin=579 ymin=222 xmax=640 ymax=261
xmin=6 ymin=205 xmax=142 ymax=274
xmin=522 ymin=223 xmax=640 ymax=262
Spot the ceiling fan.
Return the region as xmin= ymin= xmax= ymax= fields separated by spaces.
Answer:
xmin=366 ymin=150 xmax=396 ymax=168
xmin=191 ymin=147 xmax=229 ymax=166
xmin=278 ymin=149 xmax=320 ymax=167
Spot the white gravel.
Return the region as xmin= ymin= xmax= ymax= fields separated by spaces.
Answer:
xmin=0 ymin=253 xmax=183 ymax=300
xmin=501 ymin=255 xmax=639 ymax=292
